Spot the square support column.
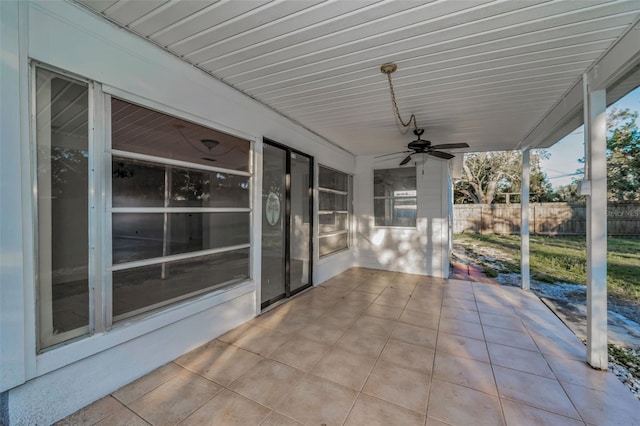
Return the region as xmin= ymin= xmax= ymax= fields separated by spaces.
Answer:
xmin=584 ymin=85 xmax=608 ymax=370
xmin=520 ymin=148 xmax=530 ymax=291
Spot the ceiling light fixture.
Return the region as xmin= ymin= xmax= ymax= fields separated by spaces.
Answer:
xmin=200 ymin=139 xmax=219 ymax=150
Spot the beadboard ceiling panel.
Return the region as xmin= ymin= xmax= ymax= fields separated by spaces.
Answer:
xmin=74 ymin=0 xmax=640 ymax=156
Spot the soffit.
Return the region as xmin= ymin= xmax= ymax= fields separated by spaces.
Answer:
xmin=75 ymin=0 xmax=640 ymax=156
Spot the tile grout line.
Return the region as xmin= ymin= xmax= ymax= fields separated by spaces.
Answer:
xmin=473 ymin=281 xmax=509 ymax=426
xmin=424 ymin=277 xmax=447 ymax=425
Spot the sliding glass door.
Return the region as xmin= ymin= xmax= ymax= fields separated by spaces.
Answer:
xmin=261 ymin=140 xmax=313 ymax=308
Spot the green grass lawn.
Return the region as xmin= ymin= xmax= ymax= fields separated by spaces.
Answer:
xmin=454 ymin=234 xmax=640 ymax=303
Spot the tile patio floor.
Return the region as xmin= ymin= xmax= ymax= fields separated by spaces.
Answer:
xmin=57 ymin=268 xmax=640 ymax=426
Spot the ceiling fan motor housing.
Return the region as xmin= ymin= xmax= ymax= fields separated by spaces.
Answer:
xmin=408 ymin=139 xmax=431 ymax=151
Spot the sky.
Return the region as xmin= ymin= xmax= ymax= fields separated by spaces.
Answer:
xmin=539 ymin=85 xmax=640 ymax=188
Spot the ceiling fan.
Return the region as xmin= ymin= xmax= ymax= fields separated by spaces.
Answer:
xmin=378 ymin=128 xmax=469 ymax=165
xmin=378 ymin=62 xmax=469 ymax=165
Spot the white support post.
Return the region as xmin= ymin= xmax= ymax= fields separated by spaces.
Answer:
xmin=520 ymin=148 xmax=530 ymax=291
xmin=584 ymin=83 xmax=608 ymax=370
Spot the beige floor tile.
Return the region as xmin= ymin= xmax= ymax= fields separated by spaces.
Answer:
xmin=261 ymin=412 xmax=303 ymax=426
xmin=443 ymin=289 xmax=476 ymax=301
xmin=268 ymin=336 xmax=331 ymax=372
xmin=342 ymin=297 xmax=375 ymax=311
xmin=432 ymin=353 xmax=497 ymax=395
xmin=363 ymin=360 xmax=430 ymax=414
xmin=399 ymin=309 xmax=440 ymax=330
xmin=349 ymin=315 xmax=396 ymax=338
xmin=276 ymin=376 xmax=358 ymax=426
xmin=404 ymin=298 xmax=442 ymax=315
xmin=176 ymin=340 xmax=263 ymax=386
xmin=364 ymin=303 xmax=403 ymax=320
xmin=483 ymin=325 xmax=538 ymax=351
xmin=319 ymin=285 xmax=353 ymax=298
xmin=441 ymin=306 xmax=480 ymax=323
xmin=355 ymin=282 xmax=387 ymax=294
xmin=388 ymin=280 xmax=418 ymax=292
xmin=479 ymin=312 xmax=527 ymax=332
xmin=335 ymin=329 xmax=388 ymax=358
xmin=94 ymin=408 xmax=149 ymax=426
xmin=344 ymin=291 xmax=379 ymax=303
xmin=180 ymin=390 xmax=270 ymax=426
xmin=563 ymin=382 xmax=640 ymax=426
xmin=436 ymin=332 xmax=490 ymax=363
xmin=232 ymin=325 xmax=290 ymax=356
xmin=55 ymin=396 xmax=124 ymax=425
xmin=476 ymin=303 xmax=518 ymax=317
xmin=313 ymin=311 xmax=359 ymax=330
xmin=390 ymin=322 xmax=437 ymax=349
xmin=129 ymin=371 xmax=221 ymax=426
xmin=255 ymin=311 xmax=311 ymax=334
xmin=426 ymin=417 xmax=452 ymax=426
xmin=442 ymin=297 xmax=477 ymax=311
xmin=310 ymin=347 xmax=377 ymax=390
xmin=296 ymin=322 xmax=344 ymax=345
xmin=438 ymin=317 xmax=485 ymax=340
xmin=529 ymin=331 xmax=585 ymax=361
xmin=229 ymin=359 xmax=303 ymax=408
xmin=217 ymin=321 xmax=256 ymax=344
xmin=379 ymin=340 xmax=435 ymax=374
xmin=545 ymin=355 xmax=627 ymax=394
xmin=373 ymin=294 xmax=409 ymax=309
xmin=113 ymin=362 xmax=184 ymax=405
xmin=488 ymin=343 xmax=555 ymax=378
xmin=493 ymin=366 xmax=580 ymax=420
xmin=428 ymin=379 xmax=505 ymax=426
xmin=345 ymin=394 xmax=425 ymax=426
xmin=502 ymin=399 xmax=586 ymax=426
xmin=380 ymin=287 xmax=412 ymax=298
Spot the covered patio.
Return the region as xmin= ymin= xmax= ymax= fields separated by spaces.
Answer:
xmin=58 ymin=268 xmax=638 ymax=426
xmin=3 ymin=1 xmax=640 ymax=424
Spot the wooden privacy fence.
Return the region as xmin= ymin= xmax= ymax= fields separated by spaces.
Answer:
xmin=453 ymin=202 xmax=640 ymax=236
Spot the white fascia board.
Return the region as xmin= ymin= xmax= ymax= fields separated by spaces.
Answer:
xmin=587 ymin=20 xmax=640 ymax=92
xmin=520 ymin=17 xmax=640 ymax=150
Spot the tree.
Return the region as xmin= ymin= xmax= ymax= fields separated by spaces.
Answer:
xmin=454 ymin=150 xmax=553 ymax=204
xmin=606 ymin=108 xmax=640 ymax=201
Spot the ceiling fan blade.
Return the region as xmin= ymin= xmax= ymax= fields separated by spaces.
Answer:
xmin=374 ymin=150 xmax=411 ymax=158
xmin=399 ymin=154 xmax=413 ymax=165
xmin=430 ymin=143 xmax=470 ymax=150
xmin=428 ymin=150 xmax=455 ymax=160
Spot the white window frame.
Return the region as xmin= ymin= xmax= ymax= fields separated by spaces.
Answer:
xmin=373 ymin=167 xmax=418 ymax=228
xmin=31 ymin=63 xmax=255 ymax=355
xmin=318 ymin=165 xmax=352 ymax=258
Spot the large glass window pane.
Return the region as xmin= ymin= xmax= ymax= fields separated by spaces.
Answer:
xmin=318 ymin=212 xmax=348 ymax=234
xmin=112 ymin=212 xmax=250 ymax=264
xmin=113 ymin=249 xmax=250 ymax=319
xmin=374 ymin=168 xmax=417 ymax=227
xmin=36 ymin=68 xmax=90 ymax=349
xmin=319 ymin=191 xmax=348 ymax=211
xmin=112 ymin=157 xmax=249 ymax=208
xmin=111 ymin=98 xmax=250 ymax=172
xmin=319 ymin=234 xmax=348 ymax=257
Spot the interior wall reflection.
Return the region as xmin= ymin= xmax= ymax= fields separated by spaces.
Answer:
xmin=110 ymin=98 xmax=252 ymax=321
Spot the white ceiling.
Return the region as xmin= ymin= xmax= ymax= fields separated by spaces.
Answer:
xmin=75 ymin=0 xmax=640 ymax=156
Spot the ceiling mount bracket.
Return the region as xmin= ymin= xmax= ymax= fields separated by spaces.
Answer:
xmin=380 ymin=63 xmax=397 ymax=75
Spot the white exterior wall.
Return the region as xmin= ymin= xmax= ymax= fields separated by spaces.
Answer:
xmin=354 ymin=155 xmax=450 ymax=277
xmin=0 ymin=1 xmax=358 ymax=424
